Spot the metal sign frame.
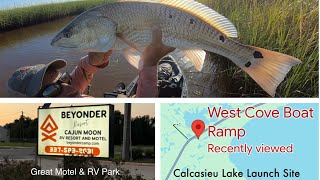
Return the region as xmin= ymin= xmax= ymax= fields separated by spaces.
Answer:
xmin=37 ymin=104 xmax=114 ymax=159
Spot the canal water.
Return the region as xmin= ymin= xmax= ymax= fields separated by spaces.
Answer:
xmin=0 ymin=16 xmax=229 ymax=97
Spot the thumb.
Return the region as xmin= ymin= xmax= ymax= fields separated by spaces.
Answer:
xmin=151 ymin=27 xmax=162 ymax=45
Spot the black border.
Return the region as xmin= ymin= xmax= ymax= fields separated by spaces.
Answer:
xmin=37 ymin=104 xmax=115 ymax=159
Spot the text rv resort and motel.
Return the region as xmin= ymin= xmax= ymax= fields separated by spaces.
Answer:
xmin=38 ymin=104 xmax=114 ymax=158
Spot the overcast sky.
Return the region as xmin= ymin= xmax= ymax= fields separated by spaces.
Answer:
xmin=0 ymin=103 xmax=155 ymax=126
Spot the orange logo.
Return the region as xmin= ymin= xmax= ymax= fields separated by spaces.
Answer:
xmin=40 ymin=114 xmax=58 ymax=142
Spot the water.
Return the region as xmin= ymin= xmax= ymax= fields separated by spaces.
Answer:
xmin=0 ymin=0 xmax=81 ymax=10
xmin=0 ymin=17 xmax=138 ymax=97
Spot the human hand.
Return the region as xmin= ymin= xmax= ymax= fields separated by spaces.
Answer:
xmin=58 ymin=83 xmax=81 ymax=97
xmin=142 ymin=28 xmax=176 ymax=67
xmin=88 ymin=50 xmax=113 ymax=68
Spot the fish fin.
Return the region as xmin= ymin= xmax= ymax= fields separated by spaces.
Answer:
xmin=181 ymin=49 xmax=206 ymax=71
xmin=116 ymin=33 xmax=144 ymax=52
xmin=113 ymin=37 xmax=131 ymax=50
xmin=123 ymin=47 xmax=144 ymax=70
xmin=242 ymin=46 xmax=301 ymax=96
xmin=115 ymin=34 xmax=145 ymax=69
xmin=159 ymin=0 xmax=238 ymax=38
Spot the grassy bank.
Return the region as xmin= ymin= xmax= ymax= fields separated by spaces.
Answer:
xmin=201 ymin=0 xmax=318 ymax=97
xmin=0 ymin=0 xmax=112 ymax=31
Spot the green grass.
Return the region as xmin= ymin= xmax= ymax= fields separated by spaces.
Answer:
xmin=0 ymin=0 xmax=112 ymax=31
xmin=113 ymin=145 xmax=155 ymax=163
xmin=0 ymin=142 xmax=35 ymax=147
xmin=201 ymin=0 xmax=318 ymax=97
xmin=114 ymin=145 xmax=154 ymax=152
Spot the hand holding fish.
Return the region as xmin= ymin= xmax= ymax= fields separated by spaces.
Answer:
xmin=88 ymin=50 xmax=113 ymax=68
xmin=142 ymin=28 xmax=175 ymax=67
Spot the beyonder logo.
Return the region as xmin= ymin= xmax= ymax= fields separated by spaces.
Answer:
xmin=40 ymin=114 xmax=58 ymax=142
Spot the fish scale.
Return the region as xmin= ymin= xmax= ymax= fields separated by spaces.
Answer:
xmin=101 ymin=2 xmax=220 ymax=49
xmin=51 ymin=0 xmax=301 ymax=96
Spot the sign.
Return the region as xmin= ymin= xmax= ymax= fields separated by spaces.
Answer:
xmin=38 ymin=104 xmax=114 ymax=158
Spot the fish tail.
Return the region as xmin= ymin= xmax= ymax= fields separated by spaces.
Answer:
xmin=239 ymin=46 xmax=301 ymax=96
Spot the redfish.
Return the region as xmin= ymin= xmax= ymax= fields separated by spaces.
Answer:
xmin=51 ymin=0 xmax=301 ymax=96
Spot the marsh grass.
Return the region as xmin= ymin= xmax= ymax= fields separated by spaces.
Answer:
xmin=201 ymin=0 xmax=318 ymax=97
xmin=0 ymin=0 xmax=112 ymax=32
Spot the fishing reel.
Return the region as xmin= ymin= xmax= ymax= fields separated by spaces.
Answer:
xmin=104 ymin=76 xmax=139 ymax=98
xmin=158 ymin=61 xmax=182 ymax=89
xmin=42 ymin=72 xmax=72 ymax=97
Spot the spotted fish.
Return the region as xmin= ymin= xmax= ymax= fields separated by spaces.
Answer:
xmin=51 ymin=0 xmax=301 ymax=96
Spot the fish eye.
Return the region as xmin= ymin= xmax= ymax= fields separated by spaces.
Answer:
xmin=63 ymin=32 xmax=72 ymax=38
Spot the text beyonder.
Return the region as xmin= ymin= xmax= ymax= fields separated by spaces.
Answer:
xmin=61 ymin=110 xmax=107 ymax=119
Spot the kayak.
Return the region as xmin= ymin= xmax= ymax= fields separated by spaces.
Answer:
xmin=104 ymin=56 xmax=188 ymax=98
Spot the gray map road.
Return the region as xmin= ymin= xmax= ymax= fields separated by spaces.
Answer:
xmin=165 ymin=103 xmax=264 ymax=180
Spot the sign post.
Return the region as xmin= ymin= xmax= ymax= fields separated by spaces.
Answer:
xmin=37 ymin=104 xmax=114 ymax=158
xmin=122 ymin=103 xmax=131 ymax=161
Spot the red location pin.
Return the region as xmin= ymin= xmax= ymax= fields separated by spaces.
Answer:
xmin=191 ymin=120 xmax=205 ymax=139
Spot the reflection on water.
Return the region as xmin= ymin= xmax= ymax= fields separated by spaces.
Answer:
xmin=0 ymin=17 xmax=138 ymax=97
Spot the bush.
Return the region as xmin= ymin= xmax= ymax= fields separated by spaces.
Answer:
xmin=59 ymin=155 xmax=146 ymax=180
xmin=59 ymin=155 xmax=104 ymax=180
xmin=0 ymin=156 xmax=60 ymax=180
xmin=144 ymin=149 xmax=154 ymax=159
xmin=131 ymin=148 xmax=143 ymax=160
xmin=0 ymin=155 xmax=146 ymax=180
xmin=131 ymin=148 xmax=154 ymax=160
